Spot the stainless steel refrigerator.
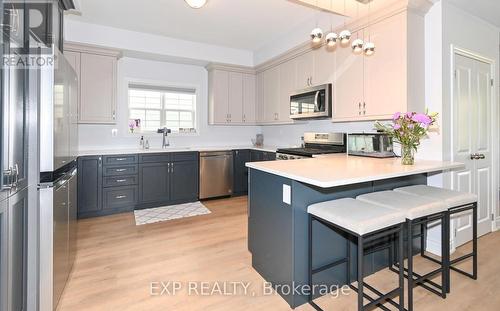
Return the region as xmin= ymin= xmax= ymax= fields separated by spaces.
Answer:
xmin=38 ymin=48 xmax=79 ymax=310
xmin=0 ymin=2 xmax=40 ymax=311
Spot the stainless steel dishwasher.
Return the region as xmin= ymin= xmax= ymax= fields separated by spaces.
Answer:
xmin=199 ymin=151 xmax=233 ymax=199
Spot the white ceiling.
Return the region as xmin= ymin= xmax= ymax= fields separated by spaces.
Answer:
xmin=67 ymin=0 xmax=322 ymax=51
xmin=448 ymin=0 xmax=500 ymax=28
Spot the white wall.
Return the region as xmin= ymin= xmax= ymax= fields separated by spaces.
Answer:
xmin=78 ymin=57 xmax=261 ymax=150
xmin=65 ymin=19 xmax=254 ymax=66
xmin=261 ymin=120 xmax=375 ymax=147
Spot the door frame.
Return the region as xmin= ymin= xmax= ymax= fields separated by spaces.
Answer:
xmin=449 ymin=45 xmax=499 ymax=247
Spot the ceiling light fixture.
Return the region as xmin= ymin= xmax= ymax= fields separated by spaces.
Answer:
xmin=339 ymin=0 xmax=351 ymax=46
xmin=310 ymin=0 xmax=323 ymax=44
xmin=363 ymin=1 xmax=375 ymax=56
xmin=325 ymin=0 xmax=338 ymax=47
xmin=351 ymin=2 xmax=363 ymax=53
xmin=184 ymin=0 xmax=207 ymax=9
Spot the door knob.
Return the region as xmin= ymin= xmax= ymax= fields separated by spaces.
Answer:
xmin=478 ymin=154 xmax=486 ymax=159
xmin=470 ymin=153 xmax=479 ymax=160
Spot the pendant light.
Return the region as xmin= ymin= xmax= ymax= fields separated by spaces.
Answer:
xmin=351 ymin=1 xmax=364 ymax=53
xmin=339 ymin=0 xmax=351 ymax=46
xmin=363 ymin=1 xmax=376 ymax=56
xmin=325 ymin=0 xmax=338 ymax=47
xmin=310 ymin=0 xmax=323 ymax=44
xmin=184 ymin=0 xmax=207 ymax=9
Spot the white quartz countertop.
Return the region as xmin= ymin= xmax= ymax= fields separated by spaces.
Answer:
xmin=78 ymin=145 xmax=282 ymax=157
xmin=246 ymin=154 xmax=464 ymax=188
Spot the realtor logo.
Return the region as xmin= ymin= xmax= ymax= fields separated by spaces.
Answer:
xmin=1 ymin=0 xmax=58 ymax=68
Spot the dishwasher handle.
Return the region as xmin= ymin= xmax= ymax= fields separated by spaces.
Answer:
xmin=199 ymin=151 xmax=233 ymax=157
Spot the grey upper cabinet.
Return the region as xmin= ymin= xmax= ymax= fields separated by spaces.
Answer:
xmin=64 ymin=43 xmax=121 ymax=124
xmin=77 ymin=156 xmax=102 ymax=216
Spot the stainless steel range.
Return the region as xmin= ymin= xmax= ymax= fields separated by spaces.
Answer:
xmin=276 ymin=132 xmax=346 ymax=160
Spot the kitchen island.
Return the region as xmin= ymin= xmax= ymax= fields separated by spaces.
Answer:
xmin=246 ymin=155 xmax=463 ymax=308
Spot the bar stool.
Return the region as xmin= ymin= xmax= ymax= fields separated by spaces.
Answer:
xmin=308 ymin=198 xmax=406 ymax=311
xmin=357 ymin=191 xmax=449 ymax=311
xmin=394 ymin=185 xmax=478 ymax=293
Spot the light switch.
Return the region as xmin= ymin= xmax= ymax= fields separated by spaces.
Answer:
xmin=111 ymin=129 xmax=118 ymax=137
xmin=283 ymin=184 xmax=291 ymax=205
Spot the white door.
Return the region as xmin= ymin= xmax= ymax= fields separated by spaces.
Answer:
xmin=452 ymin=52 xmax=493 ymax=247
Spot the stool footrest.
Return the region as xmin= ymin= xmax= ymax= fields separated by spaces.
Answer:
xmin=349 ymin=284 xmax=402 ymax=311
xmin=390 ymin=264 xmax=445 ymax=296
xmin=450 ymin=266 xmax=476 ymax=279
xmin=450 ymin=253 xmax=474 ymax=265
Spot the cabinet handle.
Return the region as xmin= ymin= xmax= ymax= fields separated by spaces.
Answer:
xmin=116 ymin=179 xmax=127 ymax=183
xmin=358 ymin=102 xmax=362 ymax=109
xmin=310 ymin=76 xmax=313 ymax=86
xmin=115 ymin=158 xmax=127 ymax=161
xmin=116 ymin=168 xmax=127 ymax=172
xmin=171 ymin=163 xmax=174 ymax=173
xmin=115 ymin=195 xmax=126 ymax=199
xmin=363 ymin=102 xmax=366 ymax=109
xmin=112 ymin=110 xmax=116 ymax=120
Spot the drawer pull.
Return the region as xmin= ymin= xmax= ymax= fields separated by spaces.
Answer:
xmin=115 ymin=195 xmax=127 ymax=199
xmin=116 ymin=168 xmax=127 ymax=172
xmin=116 ymin=179 xmax=127 ymax=183
xmin=116 ymin=158 xmax=128 ymax=161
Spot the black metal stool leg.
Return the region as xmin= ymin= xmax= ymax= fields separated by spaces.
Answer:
xmin=407 ymin=219 xmax=414 ymax=311
xmin=420 ymin=223 xmax=426 ymax=257
xmin=440 ymin=214 xmax=447 ymax=298
xmin=444 ymin=212 xmax=451 ymax=293
xmin=398 ymin=224 xmax=405 ymax=311
xmin=357 ymin=236 xmax=364 ymax=311
xmin=472 ymin=202 xmax=478 ymax=280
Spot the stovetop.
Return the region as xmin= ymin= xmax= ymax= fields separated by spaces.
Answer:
xmin=277 ymin=145 xmax=346 ymax=157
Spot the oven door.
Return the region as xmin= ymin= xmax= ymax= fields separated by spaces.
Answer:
xmin=290 ymin=84 xmax=332 ymax=119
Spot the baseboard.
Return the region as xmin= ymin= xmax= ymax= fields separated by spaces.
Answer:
xmin=495 ymin=218 xmax=500 ymax=231
xmin=425 ymin=237 xmax=442 ymax=257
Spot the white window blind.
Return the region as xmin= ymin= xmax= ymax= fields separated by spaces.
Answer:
xmin=128 ymin=84 xmax=197 ymax=133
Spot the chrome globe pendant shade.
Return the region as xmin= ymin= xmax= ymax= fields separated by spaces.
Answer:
xmin=339 ymin=29 xmax=351 ymax=45
xmin=363 ymin=41 xmax=375 ymax=56
xmin=310 ymin=27 xmax=323 ymax=43
xmin=184 ymin=0 xmax=207 ymax=9
xmin=325 ymin=31 xmax=338 ymax=47
xmin=351 ymin=38 xmax=364 ymax=54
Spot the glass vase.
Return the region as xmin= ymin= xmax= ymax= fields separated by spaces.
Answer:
xmin=401 ymin=145 xmax=415 ymax=165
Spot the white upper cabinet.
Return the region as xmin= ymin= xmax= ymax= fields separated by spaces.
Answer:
xmin=242 ymin=74 xmax=256 ymax=123
xmin=334 ymin=30 xmax=365 ymax=120
xmin=208 ymin=69 xmax=229 ymax=124
xmin=228 ymin=72 xmax=244 ymax=124
xmin=295 ymin=51 xmax=314 ymax=89
xmin=207 ymin=66 xmax=257 ymax=125
xmin=263 ymin=66 xmax=281 ymax=123
xmin=64 ymin=43 xmax=120 ymax=124
xmin=79 ymin=53 xmax=117 ymax=124
xmin=332 ymin=10 xmax=424 ymax=122
xmin=313 ymin=45 xmax=336 ymax=85
xmin=278 ymin=59 xmax=297 ymax=123
xmin=363 ymin=12 xmax=405 ymax=119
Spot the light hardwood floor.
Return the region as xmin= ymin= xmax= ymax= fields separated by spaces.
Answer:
xmin=57 ymin=196 xmax=500 ymax=311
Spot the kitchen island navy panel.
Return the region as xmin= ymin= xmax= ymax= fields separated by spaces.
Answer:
xmin=248 ymin=168 xmax=427 ymax=308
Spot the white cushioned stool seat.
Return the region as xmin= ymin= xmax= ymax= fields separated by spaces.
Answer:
xmin=308 ymin=198 xmax=406 ymax=236
xmin=394 ymin=185 xmax=477 ymax=208
xmin=356 ymin=190 xmax=447 ymax=220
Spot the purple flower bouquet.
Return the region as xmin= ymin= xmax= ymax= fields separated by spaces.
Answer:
xmin=375 ymin=111 xmax=438 ymax=165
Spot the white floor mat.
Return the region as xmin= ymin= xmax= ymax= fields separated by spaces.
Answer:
xmin=134 ymin=201 xmax=211 ymax=225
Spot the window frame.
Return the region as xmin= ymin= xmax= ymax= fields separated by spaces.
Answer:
xmin=126 ymin=80 xmax=199 ymax=136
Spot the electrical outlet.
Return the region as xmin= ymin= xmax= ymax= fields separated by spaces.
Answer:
xmin=111 ymin=129 xmax=118 ymax=137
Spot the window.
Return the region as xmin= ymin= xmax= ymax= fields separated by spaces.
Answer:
xmin=128 ymin=84 xmax=197 ymax=133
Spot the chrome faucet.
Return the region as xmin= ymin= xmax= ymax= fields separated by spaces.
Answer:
xmin=157 ymin=127 xmax=171 ymax=148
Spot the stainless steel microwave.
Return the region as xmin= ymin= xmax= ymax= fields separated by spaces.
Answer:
xmin=290 ymin=84 xmax=332 ymax=119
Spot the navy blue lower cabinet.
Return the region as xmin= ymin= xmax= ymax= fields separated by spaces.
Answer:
xmin=138 ymin=162 xmax=171 ymax=208
xmin=233 ymin=149 xmax=251 ymax=195
xmin=77 ymin=156 xmax=103 ymax=217
xmin=248 ymin=168 xmax=427 ymax=308
xmin=170 ymin=160 xmax=199 ymax=203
